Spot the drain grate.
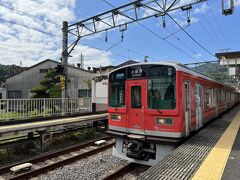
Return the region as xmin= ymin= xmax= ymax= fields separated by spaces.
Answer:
xmin=139 ymin=106 xmax=239 ymax=180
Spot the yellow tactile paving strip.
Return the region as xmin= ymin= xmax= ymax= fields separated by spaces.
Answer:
xmin=192 ymin=110 xmax=240 ymax=180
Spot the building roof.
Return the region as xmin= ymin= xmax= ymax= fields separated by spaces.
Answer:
xmin=215 ymin=51 xmax=240 ymax=60
xmin=6 ymin=59 xmax=94 ymax=79
xmin=92 ymin=65 xmax=115 ymax=72
xmin=115 ymin=60 xmax=139 ymax=68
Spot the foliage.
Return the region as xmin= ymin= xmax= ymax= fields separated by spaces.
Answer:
xmin=31 ymin=69 xmax=61 ymax=98
xmin=0 ymin=64 xmax=26 ymax=86
xmin=83 ymin=79 xmax=92 ymax=89
xmin=192 ymin=63 xmax=236 ymax=84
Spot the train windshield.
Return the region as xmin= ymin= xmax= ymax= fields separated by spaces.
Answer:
xmin=147 ymin=65 xmax=176 ymax=110
xmin=109 ymin=64 xmax=176 ymax=109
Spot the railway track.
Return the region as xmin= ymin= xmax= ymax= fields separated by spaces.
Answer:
xmin=0 ymin=136 xmax=114 ymax=180
xmin=102 ymin=163 xmax=139 ymax=180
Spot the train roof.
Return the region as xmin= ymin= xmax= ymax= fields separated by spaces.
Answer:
xmin=109 ymin=62 xmax=233 ymax=89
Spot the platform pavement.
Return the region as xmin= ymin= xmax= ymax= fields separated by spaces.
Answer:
xmin=0 ymin=113 xmax=108 ymax=137
xmin=139 ymin=104 xmax=240 ymax=180
xmin=221 ymin=129 xmax=240 ymax=180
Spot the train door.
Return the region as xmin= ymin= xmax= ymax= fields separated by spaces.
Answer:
xmin=215 ymin=88 xmax=219 ymax=117
xmin=195 ymin=83 xmax=203 ymax=130
xmin=184 ymin=81 xmax=191 ymax=136
xmin=126 ymin=80 xmax=147 ymax=134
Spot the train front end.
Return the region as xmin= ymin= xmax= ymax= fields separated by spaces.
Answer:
xmin=107 ymin=63 xmax=183 ymax=166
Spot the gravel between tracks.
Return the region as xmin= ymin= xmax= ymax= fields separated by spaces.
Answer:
xmin=36 ymin=149 xmax=127 ymax=180
xmin=117 ymin=165 xmax=150 ymax=180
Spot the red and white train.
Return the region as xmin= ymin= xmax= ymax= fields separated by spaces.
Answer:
xmin=107 ymin=62 xmax=240 ymax=165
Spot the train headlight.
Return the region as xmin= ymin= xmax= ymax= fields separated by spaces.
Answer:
xmin=156 ymin=118 xmax=173 ymax=126
xmin=110 ymin=114 xmax=121 ymax=121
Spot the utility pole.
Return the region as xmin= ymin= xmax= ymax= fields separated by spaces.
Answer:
xmin=62 ymin=21 xmax=68 ymax=115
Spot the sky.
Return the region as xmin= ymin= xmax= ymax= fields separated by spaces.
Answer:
xmin=0 ymin=0 xmax=240 ymax=68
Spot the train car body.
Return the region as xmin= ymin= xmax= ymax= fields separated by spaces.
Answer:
xmin=107 ymin=62 xmax=240 ymax=166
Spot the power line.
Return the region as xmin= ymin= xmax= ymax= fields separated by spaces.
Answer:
xmin=101 ymin=0 xmax=196 ymax=60
xmin=166 ymin=13 xmax=216 ymax=57
xmin=127 ymin=0 xmax=216 ymax=72
xmin=138 ymin=5 xmax=202 ymax=61
xmin=0 ymin=3 xmax=61 ymax=27
xmin=0 ymin=1 xmax=158 ymax=59
xmin=206 ymin=2 xmax=229 ymax=48
xmin=199 ymin=11 xmax=225 ymax=48
xmin=0 ymin=17 xmax=133 ymax=61
xmin=198 ymin=19 xmax=222 ymax=50
xmin=0 ymin=17 xmax=61 ymax=38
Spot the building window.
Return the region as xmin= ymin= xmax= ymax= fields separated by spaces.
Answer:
xmin=39 ymin=69 xmax=49 ymax=73
xmin=7 ymin=91 xmax=22 ymax=99
xmin=0 ymin=93 xmax=2 ymax=99
xmin=78 ymin=89 xmax=91 ymax=98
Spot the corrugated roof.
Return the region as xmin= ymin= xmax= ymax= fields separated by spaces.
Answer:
xmin=6 ymin=59 xmax=94 ymax=79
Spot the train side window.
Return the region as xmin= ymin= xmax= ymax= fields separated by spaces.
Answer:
xmin=205 ymin=88 xmax=214 ymax=107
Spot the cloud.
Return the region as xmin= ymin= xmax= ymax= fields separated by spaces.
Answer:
xmin=68 ymin=44 xmax=112 ymax=68
xmin=193 ymin=3 xmax=209 ymax=14
xmin=236 ymin=0 xmax=240 ymax=7
xmin=0 ymin=0 xmax=111 ymax=68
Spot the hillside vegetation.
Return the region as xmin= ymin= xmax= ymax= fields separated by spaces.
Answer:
xmin=0 ymin=64 xmax=26 ymax=85
xmin=192 ymin=63 xmax=235 ymax=84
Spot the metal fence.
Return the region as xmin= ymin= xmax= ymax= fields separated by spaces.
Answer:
xmin=0 ymin=98 xmax=91 ymax=121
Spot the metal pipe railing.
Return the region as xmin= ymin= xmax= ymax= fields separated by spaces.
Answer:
xmin=0 ymin=98 xmax=92 ymax=121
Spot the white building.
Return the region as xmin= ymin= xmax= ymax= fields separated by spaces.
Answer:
xmin=91 ymin=60 xmax=138 ymax=111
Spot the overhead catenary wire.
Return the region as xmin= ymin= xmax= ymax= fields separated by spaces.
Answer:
xmin=0 ymin=17 xmax=61 ymax=38
xmin=128 ymin=0 xmax=216 ymax=73
xmin=166 ymin=13 xmax=216 ymax=58
xmin=199 ymin=9 xmax=225 ymax=49
xmin=0 ymin=17 xmax=132 ymax=61
xmin=127 ymin=0 xmax=206 ymax=64
xmin=0 ymin=3 xmax=61 ymax=27
xmin=0 ymin=1 xmax=153 ymax=61
xmin=152 ymin=0 xmax=215 ymax=58
xmin=101 ymin=0 xmax=197 ymax=60
xmin=138 ymin=6 xmax=202 ymax=61
xmin=206 ymin=2 xmax=229 ymax=48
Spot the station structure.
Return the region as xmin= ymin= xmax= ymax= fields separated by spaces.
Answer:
xmin=216 ymin=51 xmax=240 ymax=85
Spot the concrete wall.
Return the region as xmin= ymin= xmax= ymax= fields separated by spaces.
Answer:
xmin=0 ymin=87 xmax=6 ymax=99
xmin=6 ymin=60 xmax=94 ymax=98
xmin=67 ymin=66 xmax=94 ymax=98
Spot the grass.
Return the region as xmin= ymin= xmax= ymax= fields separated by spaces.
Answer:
xmin=0 ymin=109 xmax=61 ymax=121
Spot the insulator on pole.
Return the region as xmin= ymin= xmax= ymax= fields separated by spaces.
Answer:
xmin=162 ymin=15 xmax=166 ymax=28
xmin=105 ymin=30 xmax=108 ymax=42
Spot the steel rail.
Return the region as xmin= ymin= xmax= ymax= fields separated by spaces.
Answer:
xmin=9 ymin=141 xmax=115 ymax=180
xmin=0 ymin=136 xmax=113 ymax=175
xmin=102 ymin=163 xmax=138 ymax=180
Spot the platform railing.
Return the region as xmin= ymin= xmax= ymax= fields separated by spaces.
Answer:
xmin=0 ymin=98 xmax=92 ymax=121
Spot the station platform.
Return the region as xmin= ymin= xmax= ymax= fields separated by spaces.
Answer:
xmin=0 ymin=113 xmax=108 ymax=137
xmin=139 ymin=104 xmax=240 ymax=180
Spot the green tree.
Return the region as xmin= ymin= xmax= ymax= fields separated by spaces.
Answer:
xmin=31 ymin=69 xmax=61 ymax=98
xmin=83 ymin=79 xmax=92 ymax=90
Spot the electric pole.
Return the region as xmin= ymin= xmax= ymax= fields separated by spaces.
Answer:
xmin=62 ymin=21 xmax=68 ymax=115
